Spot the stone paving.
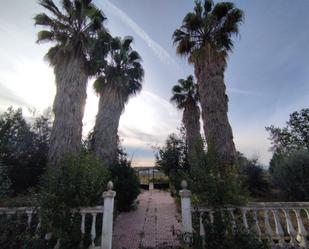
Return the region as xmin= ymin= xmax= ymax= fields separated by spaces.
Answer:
xmin=112 ymin=190 xmax=181 ymax=249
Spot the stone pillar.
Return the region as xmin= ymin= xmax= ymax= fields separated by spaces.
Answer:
xmin=179 ymin=180 xmax=192 ymax=243
xmin=101 ymin=181 xmax=116 ymax=249
xmin=149 ymin=182 xmax=154 ymax=190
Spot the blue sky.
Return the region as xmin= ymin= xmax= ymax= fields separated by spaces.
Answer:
xmin=0 ymin=0 xmax=308 ymax=166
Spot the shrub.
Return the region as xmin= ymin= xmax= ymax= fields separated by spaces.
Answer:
xmin=38 ymin=154 xmax=109 ymax=249
xmin=109 ymin=158 xmax=140 ymax=211
xmin=155 ymin=133 xmax=190 ymax=194
xmin=0 ymin=214 xmax=49 ymax=249
xmin=236 ymin=153 xmax=270 ymax=197
xmin=0 ymin=161 xmax=11 ymax=198
xmin=0 ymin=107 xmax=50 ymax=194
xmin=272 ymin=150 xmax=309 ymax=201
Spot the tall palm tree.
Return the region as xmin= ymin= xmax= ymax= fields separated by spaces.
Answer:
xmin=171 ymin=75 xmax=202 ymax=161
xmin=34 ymin=0 xmax=108 ymax=167
xmin=92 ymin=36 xmax=144 ymax=166
xmin=173 ymin=0 xmax=243 ymax=167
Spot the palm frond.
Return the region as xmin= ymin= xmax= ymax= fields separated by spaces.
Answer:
xmin=173 ymin=0 xmax=243 ymax=60
xmin=37 ymin=30 xmax=55 ymax=43
xmin=170 ymin=75 xmax=199 ymax=109
xmin=93 ymin=75 xmax=107 ymax=93
xmin=38 ymin=0 xmax=62 ymax=17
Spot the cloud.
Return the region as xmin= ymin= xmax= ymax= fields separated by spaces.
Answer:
xmin=119 ymin=90 xmax=181 ymax=148
xmin=228 ymin=88 xmax=267 ymax=97
xmin=101 ymin=0 xmax=180 ymax=71
xmin=0 ymin=81 xmax=29 ymax=107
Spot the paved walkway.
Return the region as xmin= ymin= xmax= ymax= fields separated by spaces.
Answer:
xmin=113 ymin=190 xmax=181 ymax=249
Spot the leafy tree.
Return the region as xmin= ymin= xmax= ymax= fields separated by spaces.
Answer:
xmin=155 ymin=132 xmax=190 ymax=192
xmin=92 ymin=36 xmax=144 ymax=165
xmin=170 ymin=75 xmax=203 ymax=163
xmin=0 ymin=107 xmax=50 ymax=194
xmin=266 ymin=108 xmax=309 ymax=173
xmin=173 ymin=0 xmax=244 ymax=167
xmin=266 ymin=108 xmax=309 ymax=152
xmin=236 ymin=153 xmax=270 ymax=197
xmin=34 ymin=0 xmax=109 ymax=167
xmin=272 ymin=150 xmax=309 ymax=201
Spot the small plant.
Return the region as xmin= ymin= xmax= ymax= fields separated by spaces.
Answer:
xmin=38 ymin=153 xmax=109 ymax=249
xmin=109 ymin=157 xmax=140 ymax=211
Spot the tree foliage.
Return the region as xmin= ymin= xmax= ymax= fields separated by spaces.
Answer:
xmin=266 ymin=108 xmax=309 ymax=154
xmin=34 ymin=0 xmax=108 ymax=73
xmin=155 ymin=131 xmax=190 ymax=192
xmin=173 ymin=0 xmax=244 ymax=62
xmin=266 ymin=108 xmax=309 ymax=173
xmin=93 ymin=36 xmax=144 ymax=105
xmin=236 ymin=153 xmax=270 ymax=197
xmin=109 ymin=155 xmax=140 ymax=211
xmin=39 ymin=154 xmax=109 ymax=248
xmin=0 ymin=107 xmax=51 ymax=194
xmin=272 ymin=150 xmax=309 ymax=201
xmin=170 ymin=75 xmax=199 ymax=109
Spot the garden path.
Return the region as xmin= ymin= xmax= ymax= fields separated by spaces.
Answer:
xmin=112 ymin=190 xmax=181 ymax=249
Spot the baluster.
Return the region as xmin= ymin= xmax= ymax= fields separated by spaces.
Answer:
xmin=36 ymin=215 xmax=41 ymax=233
xmin=209 ymin=211 xmax=214 ymax=224
xmin=229 ymin=209 xmax=236 ymax=232
xmin=264 ymin=209 xmax=273 ymax=243
xmin=26 ymin=211 xmax=33 ymax=229
xmin=253 ymin=210 xmax=261 ymax=240
xmin=242 ymin=209 xmax=249 ymax=231
xmin=293 ymin=209 xmax=307 ymax=247
xmin=199 ymin=212 xmax=205 ymax=248
xmin=199 ymin=212 xmax=205 ymax=237
xmin=80 ymin=212 xmax=86 ymax=235
xmin=91 ymin=212 xmax=97 ymax=247
xmin=283 ymin=209 xmax=297 ymax=246
xmin=271 ymin=209 xmax=285 ymax=246
xmin=54 ymin=239 xmax=60 ymax=249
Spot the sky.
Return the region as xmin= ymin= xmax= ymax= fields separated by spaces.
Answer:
xmin=0 ymin=0 xmax=308 ymax=167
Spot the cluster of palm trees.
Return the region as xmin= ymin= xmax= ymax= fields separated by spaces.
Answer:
xmin=35 ymin=0 xmax=144 ymax=167
xmin=171 ymin=0 xmax=243 ymax=167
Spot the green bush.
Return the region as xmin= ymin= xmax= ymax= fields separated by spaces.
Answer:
xmin=0 ymin=107 xmax=51 ymax=194
xmin=236 ymin=153 xmax=270 ymax=197
xmin=0 ymin=214 xmax=50 ymax=249
xmin=0 ymin=161 xmax=11 ymax=198
xmin=109 ymin=158 xmax=140 ymax=211
xmin=155 ymin=133 xmax=190 ymax=195
xmin=272 ymin=150 xmax=309 ymax=201
xmin=38 ymin=154 xmax=109 ymax=249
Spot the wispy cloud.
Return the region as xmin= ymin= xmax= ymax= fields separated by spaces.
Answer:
xmin=0 ymin=81 xmax=28 ymax=107
xmin=101 ymin=0 xmax=180 ymax=70
xmin=228 ymin=88 xmax=267 ymax=97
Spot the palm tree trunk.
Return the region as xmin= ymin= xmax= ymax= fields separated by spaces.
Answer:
xmin=183 ymin=103 xmax=203 ymax=162
xmin=48 ymin=56 xmax=88 ymax=167
xmin=92 ymin=87 xmax=123 ymax=166
xmin=193 ymin=50 xmax=236 ymax=167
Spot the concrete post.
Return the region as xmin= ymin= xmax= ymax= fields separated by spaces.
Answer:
xmin=179 ymin=180 xmax=192 ymax=243
xmin=101 ymin=181 xmax=116 ymax=249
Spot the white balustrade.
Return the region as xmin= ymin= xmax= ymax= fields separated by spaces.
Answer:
xmin=0 ymin=181 xmax=116 ymax=249
xmin=179 ymin=182 xmax=309 ymax=248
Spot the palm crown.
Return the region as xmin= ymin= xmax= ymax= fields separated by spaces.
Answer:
xmin=171 ymin=75 xmax=199 ymax=109
xmin=93 ymin=36 xmax=144 ymax=104
xmin=34 ymin=0 xmax=107 ymax=71
xmin=173 ymin=0 xmax=243 ymax=61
